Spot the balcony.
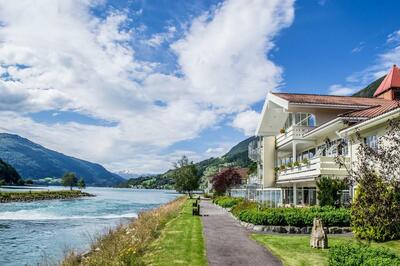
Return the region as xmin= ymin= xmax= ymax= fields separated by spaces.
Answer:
xmin=276 ymin=125 xmax=315 ymax=147
xmin=248 ymin=138 xmax=262 ymax=163
xmin=276 ymin=156 xmax=349 ymax=184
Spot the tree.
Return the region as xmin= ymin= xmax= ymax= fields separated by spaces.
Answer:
xmin=316 ymin=176 xmax=346 ymax=207
xmin=61 ymin=172 xmax=78 ymax=190
xmin=0 ymin=158 xmax=22 ymax=185
xmin=212 ymin=168 xmax=242 ymax=196
xmin=78 ymin=178 xmax=86 ymax=189
xmin=335 ymin=119 xmax=400 ymax=242
xmin=172 ymin=156 xmax=200 ymax=198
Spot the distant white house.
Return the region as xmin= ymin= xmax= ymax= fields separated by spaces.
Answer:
xmin=236 ymin=65 xmax=400 ymax=207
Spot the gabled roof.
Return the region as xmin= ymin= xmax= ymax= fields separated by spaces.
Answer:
xmin=373 ymin=64 xmax=400 ymax=97
xmin=272 ymin=92 xmax=390 ymax=107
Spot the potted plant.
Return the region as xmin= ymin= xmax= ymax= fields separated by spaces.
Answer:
xmin=287 ymin=162 xmax=293 ymax=168
xmin=302 ymin=158 xmax=309 ymax=165
xmin=294 ymin=161 xmax=300 ymax=167
xmin=279 ymin=165 xmax=286 ymax=171
xmin=280 ymin=128 xmax=286 ymax=134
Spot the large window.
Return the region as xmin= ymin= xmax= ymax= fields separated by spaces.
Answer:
xmin=364 ymin=135 xmax=378 ymax=150
xmin=316 ymin=139 xmax=348 ymax=157
xmin=284 ymin=113 xmax=316 ymax=129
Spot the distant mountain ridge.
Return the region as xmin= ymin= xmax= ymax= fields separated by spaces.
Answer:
xmin=117 ymin=136 xmax=256 ymax=189
xmin=0 ymin=133 xmax=124 ymax=186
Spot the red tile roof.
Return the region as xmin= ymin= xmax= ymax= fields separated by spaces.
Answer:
xmin=374 ymin=65 xmax=400 ymax=97
xmin=272 ymin=92 xmax=390 ymax=106
xmin=339 ymin=101 xmax=400 ymax=119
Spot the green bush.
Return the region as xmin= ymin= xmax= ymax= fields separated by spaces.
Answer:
xmin=213 ymin=196 xmax=244 ymax=208
xmin=351 ymin=173 xmax=400 ymax=242
xmin=232 ymin=201 xmax=350 ymax=227
xmin=328 ymin=244 xmax=400 ymax=266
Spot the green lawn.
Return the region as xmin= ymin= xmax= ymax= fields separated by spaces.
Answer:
xmin=252 ymin=234 xmax=400 ymax=266
xmin=143 ymin=199 xmax=207 ymax=266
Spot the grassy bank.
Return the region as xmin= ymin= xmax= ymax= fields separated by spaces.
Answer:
xmin=63 ymin=197 xmax=206 ymax=266
xmin=252 ymin=234 xmax=400 ymax=266
xmin=143 ymin=198 xmax=207 ymax=265
xmin=0 ymin=190 xmax=94 ymax=203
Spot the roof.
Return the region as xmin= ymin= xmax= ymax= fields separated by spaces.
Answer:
xmin=339 ymin=101 xmax=400 ymax=119
xmin=373 ymin=65 xmax=400 ymax=97
xmin=272 ymin=92 xmax=390 ymax=107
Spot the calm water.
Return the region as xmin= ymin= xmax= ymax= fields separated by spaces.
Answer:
xmin=0 ymin=187 xmax=179 ymax=266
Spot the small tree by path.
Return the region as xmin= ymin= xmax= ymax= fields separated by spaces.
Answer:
xmin=172 ymin=156 xmax=200 ymax=198
xmin=61 ymin=172 xmax=78 ymax=190
xmin=212 ymin=168 xmax=242 ymax=196
xmin=316 ymin=176 xmax=346 ymax=207
xmin=78 ymin=178 xmax=86 ymax=189
xmin=336 ymin=119 xmax=400 ymax=242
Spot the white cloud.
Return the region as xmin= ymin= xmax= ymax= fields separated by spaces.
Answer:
xmin=0 ymin=0 xmax=294 ymax=173
xmin=231 ymin=110 xmax=261 ymax=136
xmin=328 ymin=84 xmax=358 ymax=96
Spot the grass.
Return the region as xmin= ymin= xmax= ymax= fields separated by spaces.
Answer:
xmin=62 ymin=196 xmax=207 ymax=266
xmin=0 ymin=190 xmax=93 ymax=202
xmin=143 ymin=198 xmax=207 ymax=266
xmin=251 ymin=234 xmax=400 ymax=266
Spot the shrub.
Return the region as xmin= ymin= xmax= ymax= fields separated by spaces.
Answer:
xmin=213 ymin=196 xmax=244 ymax=208
xmin=316 ymin=176 xmax=347 ymax=207
xmin=351 ymin=173 xmax=400 ymax=242
xmin=232 ymin=203 xmax=350 ymax=227
xmin=328 ymin=244 xmax=400 ymax=266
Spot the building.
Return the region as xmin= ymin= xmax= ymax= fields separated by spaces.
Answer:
xmin=242 ymin=65 xmax=400 ymax=207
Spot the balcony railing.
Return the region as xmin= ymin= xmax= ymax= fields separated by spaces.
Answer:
xmin=276 ymin=156 xmax=349 ymax=183
xmin=276 ymin=125 xmax=315 ymax=147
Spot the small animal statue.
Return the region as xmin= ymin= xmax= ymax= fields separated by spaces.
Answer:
xmin=310 ymin=218 xmax=328 ymax=249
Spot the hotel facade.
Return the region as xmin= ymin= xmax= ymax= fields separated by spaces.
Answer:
xmin=233 ymin=65 xmax=400 ymax=207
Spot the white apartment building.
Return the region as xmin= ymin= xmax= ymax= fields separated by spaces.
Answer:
xmin=243 ymin=65 xmax=400 ymax=207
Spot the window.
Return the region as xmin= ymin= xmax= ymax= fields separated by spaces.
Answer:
xmin=394 ymin=89 xmax=400 ymax=100
xmin=284 ymin=113 xmax=316 ymax=129
xmin=364 ymin=135 xmax=378 ymax=150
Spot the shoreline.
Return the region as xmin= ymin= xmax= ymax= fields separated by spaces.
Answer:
xmin=0 ymin=190 xmax=95 ymax=203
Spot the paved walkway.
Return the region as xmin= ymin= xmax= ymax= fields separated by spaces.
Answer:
xmin=200 ymin=200 xmax=282 ymax=266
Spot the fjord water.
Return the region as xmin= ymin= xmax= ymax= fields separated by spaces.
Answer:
xmin=0 ymin=187 xmax=179 ymax=266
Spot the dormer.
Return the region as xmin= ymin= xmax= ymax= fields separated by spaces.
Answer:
xmin=374 ymin=64 xmax=400 ymax=100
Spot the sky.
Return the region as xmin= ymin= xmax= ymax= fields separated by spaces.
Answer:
xmin=1 ymin=0 xmax=400 ymax=174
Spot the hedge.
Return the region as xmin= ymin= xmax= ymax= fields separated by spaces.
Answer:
xmin=328 ymin=244 xmax=400 ymax=266
xmin=213 ymin=196 xmax=244 ymax=208
xmin=231 ymin=201 xmax=350 ymax=227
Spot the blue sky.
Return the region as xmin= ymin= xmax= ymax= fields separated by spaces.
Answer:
xmin=0 ymin=0 xmax=399 ymax=174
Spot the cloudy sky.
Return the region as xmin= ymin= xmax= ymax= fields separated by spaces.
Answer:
xmin=0 ymin=0 xmax=400 ymax=174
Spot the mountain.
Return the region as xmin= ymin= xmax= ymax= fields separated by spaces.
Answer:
xmin=115 ymin=170 xmax=155 ymax=180
xmin=0 ymin=133 xmax=124 ymax=186
xmin=0 ymin=158 xmax=23 ymax=185
xmin=117 ymin=136 xmax=256 ymax=189
xmin=352 ymin=75 xmax=385 ymax=98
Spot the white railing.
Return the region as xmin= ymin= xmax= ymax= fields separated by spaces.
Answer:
xmin=276 ymin=156 xmax=349 ymax=182
xmin=276 ymin=125 xmax=315 ymax=147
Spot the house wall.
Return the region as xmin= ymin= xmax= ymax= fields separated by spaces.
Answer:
xmin=262 ymin=136 xmax=276 ymax=187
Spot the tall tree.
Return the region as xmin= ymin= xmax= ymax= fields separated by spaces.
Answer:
xmin=212 ymin=168 xmax=242 ymax=196
xmin=336 ymin=119 xmax=400 ymax=242
xmin=172 ymin=156 xmax=200 ymax=198
xmin=61 ymin=172 xmax=78 ymax=190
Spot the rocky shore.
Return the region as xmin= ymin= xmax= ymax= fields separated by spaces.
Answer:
xmin=0 ymin=190 xmax=95 ymax=203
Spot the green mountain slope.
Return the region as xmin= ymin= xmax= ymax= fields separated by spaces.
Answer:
xmin=0 ymin=158 xmax=22 ymax=185
xmin=118 ymin=136 xmax=256 ymax=189
xmin=352 ymin=75 xmax=385 ymax=98
xmin=0 ymin=133 xmax=124 ymax=186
